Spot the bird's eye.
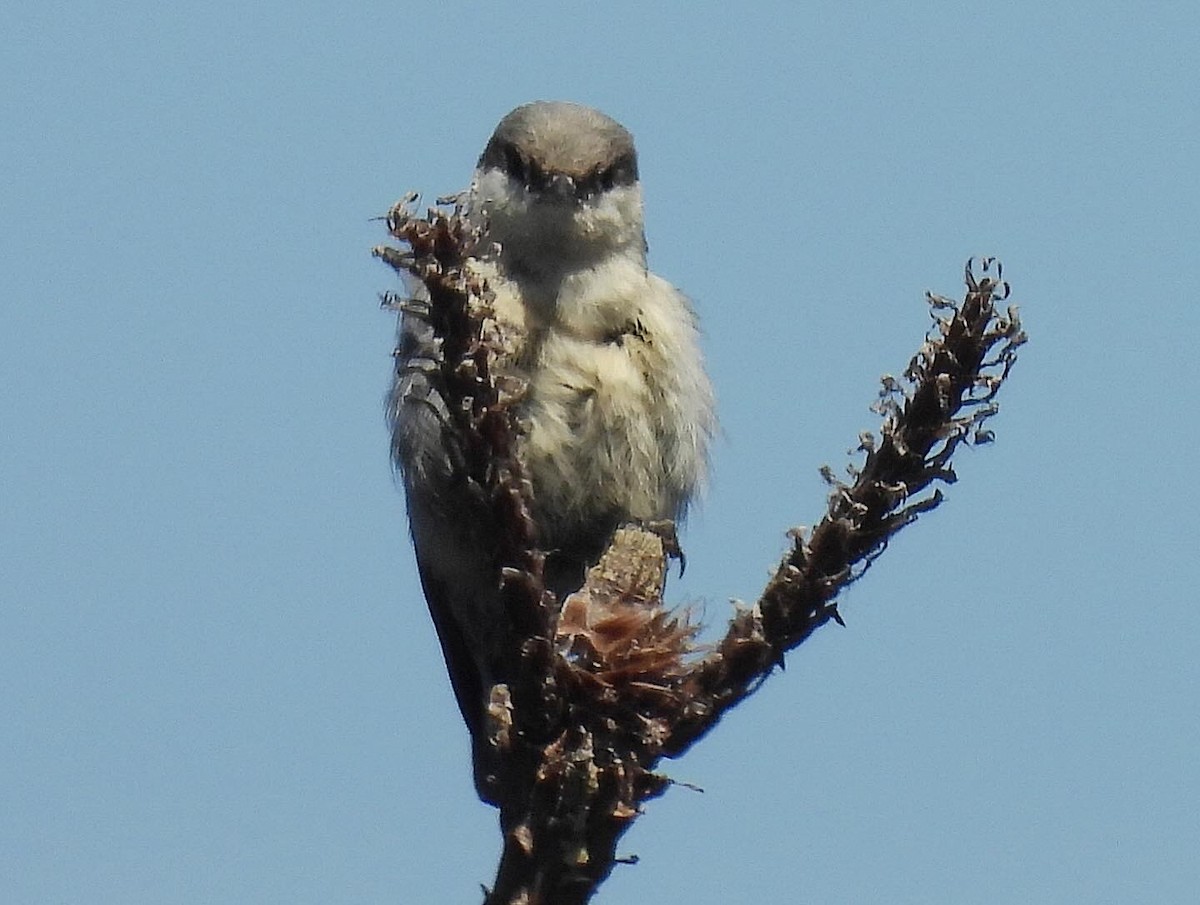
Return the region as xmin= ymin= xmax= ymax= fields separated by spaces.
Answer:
xmin=504 ymin=146 xmax=527 ymax=182
xmin=526 ymin=160 xmax=548 ymax=191
xmin=600 ymin=153 xmax=637 ymax=191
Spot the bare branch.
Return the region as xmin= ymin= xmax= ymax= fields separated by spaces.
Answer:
xmin=376 ymin=199 xmax=1027 ymax=903
xmin=665 ymin=258 xmax=1026 ymax=754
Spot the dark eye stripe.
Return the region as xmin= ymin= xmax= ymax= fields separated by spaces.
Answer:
xmin=480 ymin=140 xmax=639 ymax=200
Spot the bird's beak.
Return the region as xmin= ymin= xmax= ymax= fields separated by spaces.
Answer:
xmin=540 ymin=173 xmax=578 ymax=205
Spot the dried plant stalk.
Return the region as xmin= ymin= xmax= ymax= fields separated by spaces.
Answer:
xmin=375 ymin=196 xmax=1026 ymax=905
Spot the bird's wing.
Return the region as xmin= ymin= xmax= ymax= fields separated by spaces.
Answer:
xmin=388 ymin=304 xmax=498 ymax=738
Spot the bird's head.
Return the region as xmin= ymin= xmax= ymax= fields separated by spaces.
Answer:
xmin=470 ymin=101 xmax=647 ymax=273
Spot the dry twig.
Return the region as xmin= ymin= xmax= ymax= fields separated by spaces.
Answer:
xmin=374 ymin=196 xmax=1026 ymax=905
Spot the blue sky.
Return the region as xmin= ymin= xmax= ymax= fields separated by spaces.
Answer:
xmin=4 ymin=2 xmax=1199 ymax=903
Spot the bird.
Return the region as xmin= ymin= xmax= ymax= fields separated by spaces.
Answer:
xmin=388 ymin=101 xmax=715 ymax=802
